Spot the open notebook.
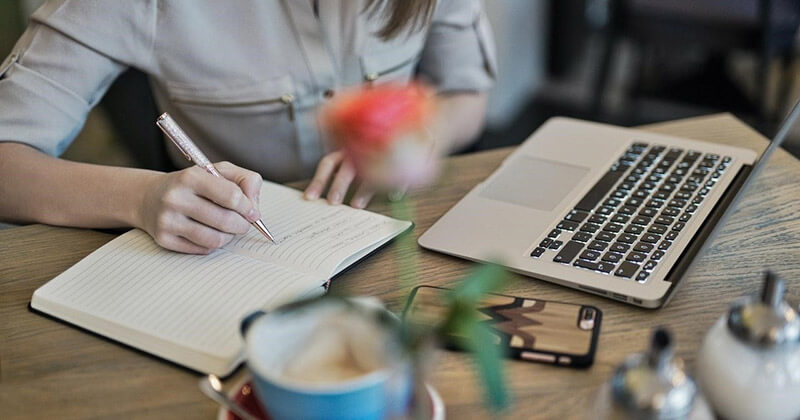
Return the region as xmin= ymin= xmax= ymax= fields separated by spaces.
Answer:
xmin=31 ymin=181 xmax=412 ymax=376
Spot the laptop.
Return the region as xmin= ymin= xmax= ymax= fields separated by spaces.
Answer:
xmin=419 ymin=103 xmax=800 ymax=308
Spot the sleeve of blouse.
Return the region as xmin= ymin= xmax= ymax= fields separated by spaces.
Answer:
xmin=417 ymin=0 xmax=498 ymax=93
xmin=0 ymin=0 xmax=156 ymax=156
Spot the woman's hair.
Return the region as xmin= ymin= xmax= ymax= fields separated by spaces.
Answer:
xmin=365 ymin=0 xmax=436 ymax=40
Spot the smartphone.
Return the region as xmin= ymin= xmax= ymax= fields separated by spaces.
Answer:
xmin=403 ymin=286 xmax=601 ymax=368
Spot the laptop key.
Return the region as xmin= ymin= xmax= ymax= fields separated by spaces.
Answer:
xmin=672 ymin=222 xmax=685 ymax=232
xmin=655 ymin=216 xmax=674 ymax=225
xmin=618 ymin=205 xmax=637 ymax=215
xmin=618 ymin=233 xmax=637 ymax=244
xmin=648 ymin=224 xmax=667 ymax=235
xmin=646 ymin=199 xmax=664 ymax=208
xmin=636 ymin=271 xmax=650 ymax=282
xmin=615 ymin=261 xmax=640 ymax=278
xmin=580 ymin=249 xmax=601 ymax=261
xmin=679 ymin=213 xmax=691 ymax=223
xmin=668 ymin=199 xmax=687 ymax=208
xmin=588 ymin=240 xmax=609 ymax=251
xmin=596 ymin=231 xmax=616 ymax=243
xmin=686 ymin=204 xmax=698 ymax=213
xmin=641 ymin=233 xmax=661 ymax=243
xmin=639 ymin=207 xmax=658 ymax=217
xmin=632 ymin=215 xmax=651 ymax=225
xmin=557 ymin=220 xmax=579 ymax=231
xmin=611 ymin=189 xmax=628 ymax=199
xmin=611 ymin=214 xmax=630 ymax=224
xmin=553 ymin=241 xmax=585 ymax=264
xmin=658 ymin=240 xmax=673 ymax=250
xmin=597 ymin=206 xmax=614 ymax=215
xmin=625 ymin=225 xmax=644 ymax=234
xmin=572 ymin=232 xmax=593 ymax=242
xmin=539 ymin=238 xmax=553 ymax=248
xmin=602 ymin=252 xmax=623 ymax=263
xmin=574 ymin=259 xmax=599 ymax=271
xmin=626 ymin=252 xmax=647 ymax=263
xmin=603 ymin=223 xmax=623 ymax=233
xmin=549 ymin=240 xmax=563 ymax=250
xmin=548 ymin=229 xmax=562 ymax=238
xmin=634 ymin=242 xmax=655 ymax=253
xmin=666 ymin=230 xmax=679 ymax=241
xmin=653 ymin=190 xmax=671 ymax=200
xmin=530 ymin=247 xmax=546 ymax=258
xmin=643 ymin=260 xmax=657 ymax=271
xmin=651 ymin=250 xmax=665 ymax=260
xmin=597 ymin=261 xmax=616 ymax=273
xmin=625 ymin=197 xmax=644 ymax=207
xmin=580 ymin=223 xmax=601 ymax=233
xmin=661 ymin=207 xmax=680 ymax=217
xmin=589 ymin=214 xmax=607 ymax=224
xmin=610 ymin=242 xmax=630 ymax=253
xmin=565 ymin=210 xmax=590 ymax=223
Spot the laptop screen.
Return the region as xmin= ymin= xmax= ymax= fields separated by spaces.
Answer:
xmin=682 ymin=100 xmax=800 ymax=284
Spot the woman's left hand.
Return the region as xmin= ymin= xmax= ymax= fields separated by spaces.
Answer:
xmin=303 ymin=151 xmax=375 ymax=209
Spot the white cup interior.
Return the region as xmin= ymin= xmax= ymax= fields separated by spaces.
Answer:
xmin=245 ymin=299 xmax=404 ymax=393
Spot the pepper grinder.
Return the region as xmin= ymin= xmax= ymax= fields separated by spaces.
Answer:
xmin=697 ymin=271 xmax=800 ymax=420
xmin=592 ymin=328 xmax=712 ymax=420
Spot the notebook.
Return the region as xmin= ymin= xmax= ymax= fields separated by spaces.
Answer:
xmin=31 ymin=181 xmax=412 ymax=376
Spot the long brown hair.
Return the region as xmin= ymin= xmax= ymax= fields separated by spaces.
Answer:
xmin=365 ymin=0 xmax=436 ymax=40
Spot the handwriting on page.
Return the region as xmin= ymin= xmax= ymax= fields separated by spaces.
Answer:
xmin=225 ymin=183 xmax=404 ymax=274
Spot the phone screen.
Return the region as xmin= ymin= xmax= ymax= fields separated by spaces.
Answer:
xmin=404 ymin=286 xmax=601 ymax=367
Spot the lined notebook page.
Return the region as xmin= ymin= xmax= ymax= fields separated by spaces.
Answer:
xmin=225 ymin=182 xmax=412 ymax=277
xmin=32 ymin=229 xmax=321 ymax=375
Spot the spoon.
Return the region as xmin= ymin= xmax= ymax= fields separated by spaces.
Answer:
xmin=198 ymin=374 xmax=260 ymax=420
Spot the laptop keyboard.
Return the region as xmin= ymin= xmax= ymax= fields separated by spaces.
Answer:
xmin=530 ymin=142 xmax=732 ymax=283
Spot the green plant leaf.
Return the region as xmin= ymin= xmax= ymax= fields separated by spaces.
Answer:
xmin=459 ymin=314 xmax=510 ymax=410
xmin=448 ymin=263 xmax=507 ymax=306
xmin=440 ymin=263 xmax=510 ymax=411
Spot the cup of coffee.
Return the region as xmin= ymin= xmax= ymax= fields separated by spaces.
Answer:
xmin=240 ymin=297 xmax=413 ymax=420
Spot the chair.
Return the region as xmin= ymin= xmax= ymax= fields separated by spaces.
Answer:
xmin=590 ymin=0 xmax=800 ymax=129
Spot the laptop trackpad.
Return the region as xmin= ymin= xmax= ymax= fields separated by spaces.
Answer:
xmin=479 ymin=156 xmax=590 ymax=211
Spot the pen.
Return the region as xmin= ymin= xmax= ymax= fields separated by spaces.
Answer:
xmin=156 ymin=112 xmax=277 ymax=244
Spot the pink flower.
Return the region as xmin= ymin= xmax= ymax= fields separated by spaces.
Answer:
xmin=320 ymin=83 xmax=439 ymax=190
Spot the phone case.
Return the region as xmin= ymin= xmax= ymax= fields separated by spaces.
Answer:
xmin=403 ymin=286 xmax=602 ymax=368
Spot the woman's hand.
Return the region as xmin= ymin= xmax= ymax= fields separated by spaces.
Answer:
xmin=137 ymin=161 xmax=263 ymax=254
xmin=303 ymin=151 xmax=376 ymax=209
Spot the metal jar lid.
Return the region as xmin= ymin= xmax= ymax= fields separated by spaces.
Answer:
xmin=611 ymin=328 xmax=697 ymax=420
xmin=727 ymin=271 xmax=800 ymax=347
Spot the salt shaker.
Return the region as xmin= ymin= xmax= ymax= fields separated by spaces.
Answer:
xmin=592 ymin=328 xmax=712 ymax=420
xmin=697 ymin=271 xmax=800 ymax=420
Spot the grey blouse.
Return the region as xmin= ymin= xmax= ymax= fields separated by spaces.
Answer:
xmin=0 ymin=0 xmax=497 ymax=182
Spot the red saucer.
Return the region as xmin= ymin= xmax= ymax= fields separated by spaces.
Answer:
xmin=219 ymin=379 xmax=445 ymax=420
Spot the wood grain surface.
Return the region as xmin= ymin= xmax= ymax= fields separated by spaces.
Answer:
xmin=1 ymin=114 xmax=798 ymax=419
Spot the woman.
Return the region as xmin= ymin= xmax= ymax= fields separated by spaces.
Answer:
xmin=0 ymin=0 xmax=496 ymax=254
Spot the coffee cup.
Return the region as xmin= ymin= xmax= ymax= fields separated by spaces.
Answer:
xmin=240 ymin=297 xmax=412 ymax=420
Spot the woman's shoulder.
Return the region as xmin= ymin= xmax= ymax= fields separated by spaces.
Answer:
xmin=31 ymin=0 xmax=158 ymax=68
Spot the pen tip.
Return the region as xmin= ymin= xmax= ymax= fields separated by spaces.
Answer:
xmin=252 ymin=219 xmax=278 ymax=244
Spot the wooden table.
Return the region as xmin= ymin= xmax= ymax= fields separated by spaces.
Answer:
xmin=2 ymin=114 xmax=799 ymax=419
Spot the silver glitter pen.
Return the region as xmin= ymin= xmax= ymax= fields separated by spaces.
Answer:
xmin=156 ymin=112 xmax=276 ymax=243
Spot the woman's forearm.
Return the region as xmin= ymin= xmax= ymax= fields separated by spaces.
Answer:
xmin=0 ymin=142 xmax=159 ymax=228
xmin=433 ymin=92 xmax=489 ymax=153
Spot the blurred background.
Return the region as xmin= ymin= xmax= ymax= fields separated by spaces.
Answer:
xmin=1 ymin=0 xmax=799 ymax=169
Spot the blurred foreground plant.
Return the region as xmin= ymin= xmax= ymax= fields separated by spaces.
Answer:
xmin=321 ymin=83 xmax=510 ymax=412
